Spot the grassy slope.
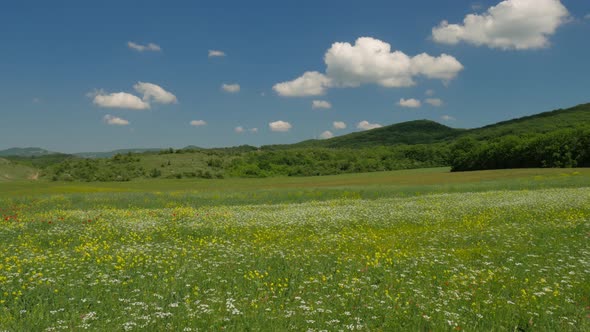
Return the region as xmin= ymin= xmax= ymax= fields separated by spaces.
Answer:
xmin=0 ymin=158 xmax=37 ymax=182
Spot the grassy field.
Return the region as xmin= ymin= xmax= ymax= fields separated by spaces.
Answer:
xmin=1 ymin=168 xmax=589 ymax=330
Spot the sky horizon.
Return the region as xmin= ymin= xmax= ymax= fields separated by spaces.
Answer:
xmin=1 ymin=0 xmax=589 ymax=153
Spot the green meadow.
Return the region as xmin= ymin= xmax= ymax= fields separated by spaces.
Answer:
xmin=1 ymin=168 xmax=589 ymax=330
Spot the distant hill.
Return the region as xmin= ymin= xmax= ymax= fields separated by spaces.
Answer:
xmin=266 ymin=103 xmax=590 ymax=150
xmin=0 ymin=147 xmax=55 ymax=157
xmin=270 ymin=120 xmax=464 ymax=149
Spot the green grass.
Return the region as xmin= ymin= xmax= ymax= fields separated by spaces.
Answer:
xmin=1 ymin=168 xmax=589 ymax=330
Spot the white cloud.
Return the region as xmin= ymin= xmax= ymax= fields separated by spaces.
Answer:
xmin=249 ymin=128 xmax=259 ymax=133
xmin=128 ymin=41 xmax=161 ymax=52
xmin=273 ymin=71 xmax=331 ymax=97
xmin=425 ymin=89 xmax=435 ymax=96
xmin=326 ymin=37 xmax=463 ymax=87
xmin=274 ymin=37 xmax=463 ymax=97
xmin=333 ymin=121 xmax=347 ymax=130
xmin=432 ymin=0 xmax=570 ymax=50
xmin=92 ymin=91 xmax=150 ymax=110
xmin=441 ymin=115 xmax=456 ymax=121
xmin=398 ymin=98 xmax=422 ymax=108
xmin=134 ymin=82 xmax=177 ymax=104
xmin=426 ymin=98 xmax=444 ymax=107
xmin=190 ymin=120 xmax=207 ymax=126
xmin=269 ymin=120 xmax=292 ymax=132
xmin=312 ymin=100 xmax=332 ymax=109
xmin=222 ymin=83 xmax=241 ymax=93
xmin=208 ymin=50 xmax=226 ymax=57
xmin=103 ymin=114 xmax=130 ymax=126
xmin=357 ymin=120 xmax=382 ymax=131
xmin=319 ymin=131 xmax=334 ymax=139
xmin=234 ymin=126 xmax=245 ymax=133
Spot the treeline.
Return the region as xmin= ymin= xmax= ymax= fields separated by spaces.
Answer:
xmin=45 ymin=153 xmax=147 ymax=181
xmin=450 ymin=128 xmax=590 ymax=172
xmin=228 ymin=145 xmax=449 ymax=177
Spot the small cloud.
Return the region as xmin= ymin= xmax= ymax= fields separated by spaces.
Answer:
xmin=398 ymin=98 xmax=422 ymax=108
xmin=273 ymin=71 xmax=331 ymax=97
xmin=585 ymin=13 xmax=590 ymax=20
xmin=103 ymin=114 xmax=130 ymax=126
xmin=425 ymin=89 xmax=435 ymax=96
xmin=234 ymin=126 xmax=245 ymax=133
xmin=319 ymin=130 xmax=334 ymax=139
xmin=91 ymin=91 xmax=150 ymax=110
xmin=134 ymin=82 xmax=177 ymax=104
xmin=269 ymin=120 xmax=292 ymax=132
xmin=425 ymin=98 xmax=444 ymax=107
xmin=128 ymin=41 xmax=161 ymax=52
xmin=32 ymin=97 xmax=41 ymax=104
xmin=333 ymin=121 xmax=347 ymax=130
xmin=312 ymin=100 xmax=332 ymax=110
xmin=208 ymin=50 xmax=226 ymax=57
xmin=357 ymin=120 xmax=382 ymax=131
xmin=190 ymin=120 xmax=207 ymax=127
xmin=222 ymin=83 xmax=240 ymax=93
xmin=249 ymin=128 xmax=259 ymax=133
xmin=441 ymin=115 xmax=455 ymax=122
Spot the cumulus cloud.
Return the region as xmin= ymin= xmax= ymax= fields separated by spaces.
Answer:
xmin=333 ymin=121 xmax=347 ymax=130
xmin=234 ymin=126 xmax=245 ymax=133
xmin=274 ymin=37 xmax=463 ymax=97
xmin=134 ymin=82 xmax=177 ymax=104
xmin=128 ymin=41 xmax=161 ymax=52
xmin=208 ymin=50 xmax=226 ymax=57
xmin=273 ymin=71 xmax=331 ymax=97
xmin=92 ymin=91 xmax=150 ymax=110
xmin=312 ymin=100 xmax=332 ymax=109
xmin=190 ymin=120 xmax=207 ymax=126
xmin=398 ymin=98 xmax=422 ymax=108
xmin=426 ymin=98 xmax=444 ymax=107
xmin=269 ymin=120 xmax=292 ymax=132
xmin=426 ymin=89 xmax=435 ymax=96
xmin=319 ymin=131 xmax=334 ymax=139
xmin=357 ymin=120 xmax=382 ymax=131
xmin=249 ymin=128 xmax=259 ymax=133
xmin=432 ymin=0 xmax=570 ymax=50
xmin=103 ymin=114 xmax=130 ymax=126
xmin=441 ymin=115 xmax=456 ymax=121
xmin=222 ymin=83 xmax=241 ymax=93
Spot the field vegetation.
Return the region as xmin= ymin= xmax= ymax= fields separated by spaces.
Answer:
xmin=0 ymin=168 xmax=589 ymax=331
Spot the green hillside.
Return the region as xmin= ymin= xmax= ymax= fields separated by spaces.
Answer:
xmin=463 ymin=103 xmax=590 ymax=140
xmin=268 ymin=103 xmax=590 ymax=149
xmin=0 ymin=158 xmax=37 ymax=181
xmin=269 ymin=120 xmax=463 ymax=149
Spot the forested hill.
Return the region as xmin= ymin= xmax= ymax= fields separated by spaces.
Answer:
xmin=461 ymin=103 xmax=590 ymax=140
xmin=271 ymin=120 xmax=464 ymax=149
xmin=265 ymin=102 xmax=590 ymax=150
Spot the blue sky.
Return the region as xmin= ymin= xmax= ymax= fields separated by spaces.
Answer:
xmin=1 ymin=0 xmax=589 ymax=153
